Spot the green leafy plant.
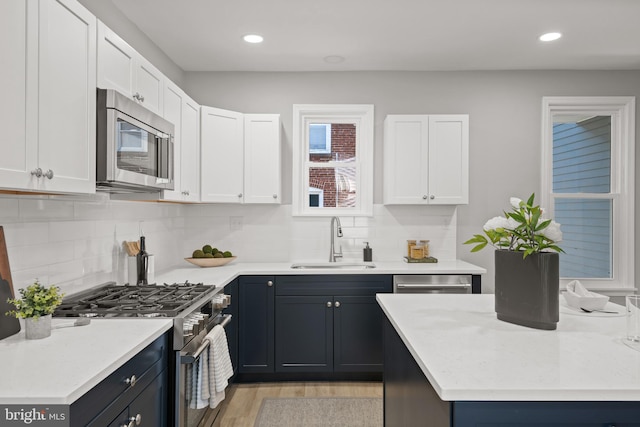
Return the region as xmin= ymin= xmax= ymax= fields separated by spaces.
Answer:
xmin=464 ymin=193 xmax=564 ymax=258
xmin=6 ymin=280 xmax=64 ymax=319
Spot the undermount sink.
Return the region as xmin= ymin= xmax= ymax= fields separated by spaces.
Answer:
xmin=290 ymin=262 xmax=376 ymax=269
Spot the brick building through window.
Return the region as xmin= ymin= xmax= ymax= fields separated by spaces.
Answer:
xmin=309 ymin=123 xmax=356 ymax=208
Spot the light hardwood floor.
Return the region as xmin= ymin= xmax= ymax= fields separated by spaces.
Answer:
xmin=199 ymin=382 xmax=383 ymax=427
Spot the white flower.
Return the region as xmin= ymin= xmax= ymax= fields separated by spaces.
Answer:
xmin=543 ymin=220 xmax=563 ymax=242
xmin=510 ymin=197 xmax=523 ymax=209
xmin=483 ymin=216 xmax=511 ymax=232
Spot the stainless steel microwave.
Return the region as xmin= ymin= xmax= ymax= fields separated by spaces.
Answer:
xmin=96 ymin=88 xmax=174 ymax=193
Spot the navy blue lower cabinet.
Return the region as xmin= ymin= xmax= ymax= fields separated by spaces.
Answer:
xmin=275 ymin=295 xmax=334 ymax=372
xmin=238 ymin=276 xmax=275 ymax=373
xmin=275 ymin=275 xmax=392 ymax=375
xmin=72 ymin=332 xmax=170 ymax=427
xmin=334 ymin=295 xmax=385 ymax=372
xmin=383 ymin=316 xmax=640 ymax=427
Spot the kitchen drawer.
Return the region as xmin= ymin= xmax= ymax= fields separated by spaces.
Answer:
xmin=276 ymin=275 xmax=392 ymax=296
xmin=70 ymin=332 xmax=169 ymax=426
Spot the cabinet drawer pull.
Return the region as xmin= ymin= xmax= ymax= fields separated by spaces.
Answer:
xmin=327 ymin=301 xmax=332 ymax=308
xmin=124 ymin=374 xmax=137 ymax=387
xmin=334 ymin=301 xmax=341 ymax=308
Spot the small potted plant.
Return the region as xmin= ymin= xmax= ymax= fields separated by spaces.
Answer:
xmin=6 ymin=280 xmax=64 ymax=339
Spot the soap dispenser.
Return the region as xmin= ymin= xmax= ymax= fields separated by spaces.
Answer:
xmin=363 ymin=242 xmax=373 ymax=262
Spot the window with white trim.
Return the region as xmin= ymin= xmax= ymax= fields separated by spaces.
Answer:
xmin=292 ymin=104 xmax=374 ymax=216
xmin=541 ymin=97 xmax=635 ymax=293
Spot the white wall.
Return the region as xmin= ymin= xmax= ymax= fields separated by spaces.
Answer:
xmin=77 ymin=0 xmax=185 ymax=87
xmin=0 ymin=194 xmax=184 ymax=296
xmin=184 ymin=70 xmax=640 ymax=291
xmin=0 ymin=194 xmax=455 ymax=296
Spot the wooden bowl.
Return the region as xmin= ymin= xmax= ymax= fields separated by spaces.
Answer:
xmin=184 ymin=256 xmax=237 ymax=268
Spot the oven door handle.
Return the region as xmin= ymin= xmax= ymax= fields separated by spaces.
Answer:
xmin=180 ymin=314 xmax=232 ymax=364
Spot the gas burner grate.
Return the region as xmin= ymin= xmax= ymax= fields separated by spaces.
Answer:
xmin=54 ymin=282 xmax=216 ymax=318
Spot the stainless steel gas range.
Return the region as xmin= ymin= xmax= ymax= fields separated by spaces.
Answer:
xmin=54 ymin=281 xmax=232 ymax=427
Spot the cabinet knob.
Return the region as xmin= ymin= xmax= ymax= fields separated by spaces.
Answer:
xmin=124 ymin=374 xmax=137 ymax=387
xmin=43 ymin=169 xmax=54 ymax=179
xmin=133 ymin=92 xmax=144 ymax=102
xmin=422 ymin=195 xmax=427 ymax=200
xmin=30 ymin=168 xmax=43 ymax=178
xmin=186 ymin=190 xmax=190 ymax=196
xmin=122 ymin=422 xmax=133 ymax=427
xmin=327 ymin=301 xmax=332 ymax=308
xmin=272 ymin=194 xmax=277 ymax=199
xmin=129 ymin=414 xmax=142 ymax=426
xmin=334 ymin=301 xmax=341 ymax=308
xmin=238 ymin=193 xmax=243 ymax=198
xmin=430 ymin=195 xmax=435 ymax=200
xmin=267 ymin=280 xmax=273 ymax=287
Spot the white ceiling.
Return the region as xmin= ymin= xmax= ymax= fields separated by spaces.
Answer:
xmin=112 ymin=0 xmax=640 ymax=72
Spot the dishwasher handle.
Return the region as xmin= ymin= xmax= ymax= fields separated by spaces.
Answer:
xmin=396 ymin=283 xmax=471 ymax=289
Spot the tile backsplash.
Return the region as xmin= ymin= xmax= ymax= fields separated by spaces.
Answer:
xmin=0 ymin=194 xmax=457 ymax=296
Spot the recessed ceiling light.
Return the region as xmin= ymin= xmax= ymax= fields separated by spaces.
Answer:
xmin=324 ymin=55 xmax=345 ymax=64
xmin=539 ymin=32 xmax=562 ymax=42
xmin=243 ymin=34 xmax=264 ymax=44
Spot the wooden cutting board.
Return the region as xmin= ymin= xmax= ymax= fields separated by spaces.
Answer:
xmin=0 ymin=226 xmax=20 ymax=340
xmin=0 ymin=279 xmax=20 ymax=340
xmin=0 ymin=226 xmax=14 ymax=298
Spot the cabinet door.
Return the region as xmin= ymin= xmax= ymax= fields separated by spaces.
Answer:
xmin=162 ymin=81 xmax=183 ymax=200
xmin=128 ymin=369 xmax=168 ymax=427
xmin=37 ymin=0 xmax=96 ymax=194
xmin=97 ymin=21 xmax=136 ymax=98
xmin=135 ymin=56 xmax=164 ymax=116
xmin=275 ymin=296 xmax=333 ymax=373
xmin=200 ymin=106 xmax=244 ymax=203
xmin=0 ymin=0 xmax=37 ymax=190
xmin=181 ymin=95 xmax=201 ymax=202
xmin=243 ymin=114 xmax=281 ymax=204
xmin=383 ymin=115 xmax=429 ymax=204
xmin=238 ymin=276 xmax=275 ymax=373
xmin=427 ymin=115 xmax=469 ymax=205
xmin=334 ymin=295 xmax=385 ymax=372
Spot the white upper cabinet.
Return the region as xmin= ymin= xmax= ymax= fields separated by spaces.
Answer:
xmin=162 ymin=81 xmax=200 ymax=202
xmin=97 ymin=21 xmax=164 ymax=115
xmin=0 ymin=0 xmax=96 ymax=194
xmin=200 ymin=107 xmax=245 ymax=203
xmin=384 ymin=114 xmax=469 ymax=205
xmin=243 ymin=114 xmax=281 ymax=204
xmin=200 ymin=108 xmax=281 ymax=204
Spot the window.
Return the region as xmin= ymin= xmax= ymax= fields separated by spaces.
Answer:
xmin=292 ymin=104 xmax=374 ymax=216
xmin=541 ymin=97 xmax=635 ymax=292
xmin=309 ymin=124 xmax=331 ymax=154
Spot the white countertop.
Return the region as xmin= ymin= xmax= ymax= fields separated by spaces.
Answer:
xmin=0 ymin=318 xmax=172 ymax=404
xmin=155 ymin=259 xmax=486 ymax=287
xmin=377 ymin=293 xmax=640 ymax=402
xmin=0 ymin=260 xmax=483 ymax=406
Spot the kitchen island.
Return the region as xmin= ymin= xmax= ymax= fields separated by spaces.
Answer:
xmin=377 ymin=294 xmax=640 ymax=426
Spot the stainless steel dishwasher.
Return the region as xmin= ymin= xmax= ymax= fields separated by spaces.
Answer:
xmin=393 ymin=274 xmax=472 ymax=294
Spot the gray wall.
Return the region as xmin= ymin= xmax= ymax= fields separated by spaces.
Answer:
xmin=78 ymin=0 xmax=185 ymax=86
xmin=184 ymin=70 xmax=640 ymax=289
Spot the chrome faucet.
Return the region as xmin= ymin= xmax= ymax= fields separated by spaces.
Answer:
xmin=329 ymin=216 xmax=343 ymax=262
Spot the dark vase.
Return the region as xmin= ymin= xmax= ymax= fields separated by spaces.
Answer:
xmin=494 ymin=249 xmax=559 ymax=330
